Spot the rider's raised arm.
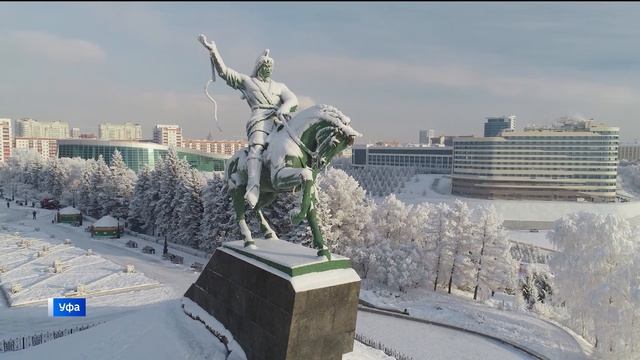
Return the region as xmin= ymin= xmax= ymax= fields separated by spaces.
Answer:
xmin=279 ymin=84 xmax=299 ymax=114
xmin=209 ymin=46 xmax=247 ymax=90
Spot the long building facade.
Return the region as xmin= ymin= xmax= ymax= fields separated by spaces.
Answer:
xmin=452 ymin=119 xmax=619 ymax=202
xmin=351 ymin=144 xmax=453 ymax=174
xmin=57 ymin=139 xmax=228 ymax=172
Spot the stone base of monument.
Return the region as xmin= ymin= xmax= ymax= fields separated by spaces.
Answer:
xmin=184 ymin=239 xmax=361 ymax=360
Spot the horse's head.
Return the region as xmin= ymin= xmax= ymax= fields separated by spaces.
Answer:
xmin=312 ymin=105 xmax=362 ymax=167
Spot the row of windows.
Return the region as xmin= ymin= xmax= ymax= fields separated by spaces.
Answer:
xmin=455 ymin=147 xmax=617 ymax=152
xmin=454 ymin=160 xmax=616 ymax=167
xmin=455 ymin=153 xmax=617 ymax=159
xmin=367 ymin=149 xmax=452 ymax=155
xmin=454 ymin=165 xmax=616 ymax=174
xmin=456 ymin=141 xmax=618 ymax=147
xmin=453 ymin=154 xmax=617 ymax=165
xmin=453 ymin=172 xmax=617 ymax=182
xmin=453 ymin=182 xmax=617 ymax=192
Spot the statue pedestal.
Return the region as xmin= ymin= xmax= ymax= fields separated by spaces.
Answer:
xmin=184 ymin=239 xmax=361 ymax=360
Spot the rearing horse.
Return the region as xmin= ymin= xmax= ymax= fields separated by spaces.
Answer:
xmin=225 ymin=104 xmax=361 ymax=259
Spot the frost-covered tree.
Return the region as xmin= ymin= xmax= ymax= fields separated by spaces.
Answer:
xmin=105 ymin=150 xmax=136 ymax=219
xmin=428 ymin=203 xmax=453 ymax=292
xmin=199 ymin=174 xmax=241 ymax=252
xmin=472 ymin=206 xmax=516 ymax=300
xmin=77 ymin=159 xmax=97 ymax=212
xmin=176 ymin=169 xmax=206 ymax=247
xmin=315 ymin=168 xmax=374 ymax=254
xmin=88 ymin=155 xmax=111 ymax=217
xmin=43 ymin=158 xmax=68 ymax=201
xmin=444 ymin=200 xmax=475 ymax=294
xmin=155 ymin=148 xmax=183 ymax=239
xmin=549 ymin=212 xmax=640 ymax=359
xmin=128 ymin=167 xmax=151 ymax=232
xmin=142 ymin=159 xmax=164 ymax=235
xmin=370 ymin=195 xmax=423 ymax=291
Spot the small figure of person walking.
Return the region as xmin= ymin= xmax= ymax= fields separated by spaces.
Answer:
xmin=32 ymin=210 xmax=37 ymax=220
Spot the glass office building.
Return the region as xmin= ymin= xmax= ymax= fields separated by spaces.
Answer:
xmin=453 ymin=119 xmax=619 ymax=202
xmin=484 ymin=116 xmax=516 ymax=137
xmin=351 ymin=144 xmax=453 ymax=174
xmin=57 ymin=139 xmax=229 ymax=172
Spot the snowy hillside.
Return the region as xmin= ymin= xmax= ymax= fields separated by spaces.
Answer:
xmin=395 ymin=174 xmax=640 ymax=225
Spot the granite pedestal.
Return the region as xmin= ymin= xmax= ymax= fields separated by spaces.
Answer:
xmin=184 ymin=239 xmax=361 ymax=360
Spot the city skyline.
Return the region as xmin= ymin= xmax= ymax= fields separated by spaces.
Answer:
xmin=1 ymin=3 xmax=640 ymax=143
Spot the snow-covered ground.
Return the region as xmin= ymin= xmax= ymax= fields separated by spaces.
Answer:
xmin=361 ymin=288 xmax=591 ymax=360
xmin=0 ymin=233 xmax=159 ymax=306
xmin=395 ymin=174 xmax=640 ymax=226
xmin=0 ymin=204 xmax=563 ymax=359
xmin=356 ymin=310 xmax=532 ymax=360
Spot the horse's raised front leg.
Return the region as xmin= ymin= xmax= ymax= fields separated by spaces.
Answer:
xmin=232 ymin=186 xmax=255 ymax=248
xmin=254 ymin=192 xmax=278 ymax=240
xmin=307 ymin=203 xmax=331 ymax=260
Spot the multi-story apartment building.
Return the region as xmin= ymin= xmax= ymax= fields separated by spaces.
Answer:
xmin=16 ymin=118 xmax=70 ymax=139
xmin=99 ymin=122 xmax=143 ymax=141
xmin=419 ymin=129 xmax=435 ymax=145
xmin=182 ymin=139 xmax=247 ymax=155
xmin=452 ymin=118 xmax=619 ymax=202
xmin=153 ymin=124 xmax=182 ymax=148
xmin=0 ymin=119 xmax=12 ymax=162
xmin=484 ymin=115 xmax=516 ymax=137
xmin=14 ymin=138 xmax=58 ymax=159
xmin=71 ymin=128 xmax=81 ymax=139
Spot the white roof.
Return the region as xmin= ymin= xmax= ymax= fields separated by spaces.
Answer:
xmin=94 ymin=215 xmax=119 ymax=228
xmin=59 ymin=206 xmax=81 ymax=215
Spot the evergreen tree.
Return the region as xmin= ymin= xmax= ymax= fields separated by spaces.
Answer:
xmin=77 ymin=159 xmax=97 ymax=213
xmin=176 ymin=169 xmax=206 ymax=246
xmin=89 ymin=155 xmax=111 ymax=217
xmin=105 ymin=150 xmax=136 ymax=219
xmin=155 ymin=148 xmax=181 ymax=239
xmin=128 ymin=167 xmax=151 ymax=232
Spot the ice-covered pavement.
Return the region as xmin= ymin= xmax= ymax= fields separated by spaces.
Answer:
xmin=361 ymin=288 xmax=590 ymax=360
xmin=356 ymin=310 xmax=533 ymax=360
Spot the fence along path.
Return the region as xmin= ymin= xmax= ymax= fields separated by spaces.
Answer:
xmin=0 ymin=321 xmax=105 ymax=352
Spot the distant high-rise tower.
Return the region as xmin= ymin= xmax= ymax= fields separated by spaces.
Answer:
xmin=0 ymin=118 xmax=12 ymax=162
xmin=484 ymin=116 xmax=516 ymax=137
xmin=153 ymin=124 xmax=182 ymax=148
xmin=71 ymin=127 xmax=81 ymax=138
xmin=419 ymin=129 xmax=436 ymax=145
xmin=16 ymin=118 xmax=70 ymax=139
xmin=99 ymin=122 xmax=142 ymax=141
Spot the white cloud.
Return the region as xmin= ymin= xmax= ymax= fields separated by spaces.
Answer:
xmin=3 ymin=31 xmax=106 ymax=64
xmin=282 ymin=54 xmax=638 ymax=105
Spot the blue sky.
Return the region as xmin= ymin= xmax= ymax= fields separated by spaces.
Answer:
xmin=1 ymin=2 xmax=639 ymax=143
